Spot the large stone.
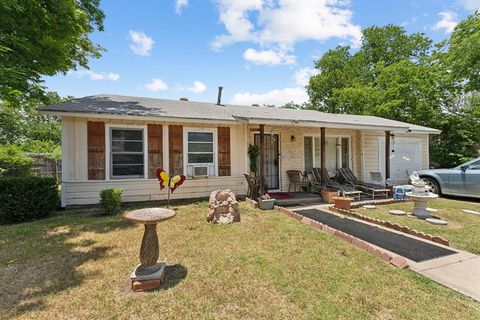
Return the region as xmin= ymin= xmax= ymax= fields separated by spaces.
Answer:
xmin=207 ymin=189 xmax=240 ymax=224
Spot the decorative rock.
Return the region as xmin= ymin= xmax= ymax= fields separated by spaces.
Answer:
xmin=363 ymin=205 xmax=377 ymax=209
xmin=389 ymin=210 xmax=406 ymax=215
xmin=425 ymin=218 xmax=448 ymax=225
xmin=207 ymin=189 xmax=240 ymax=224
xmin=462 ymin=209 xmax=480 ymax=215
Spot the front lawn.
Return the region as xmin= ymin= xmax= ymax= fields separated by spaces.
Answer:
xmin=353 ymin=198 xmax=480 ymax=254
xmin=1 ymin=202 xmax=479 ymax=319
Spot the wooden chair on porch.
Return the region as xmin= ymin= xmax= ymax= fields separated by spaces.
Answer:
xmin=243 ymin=173 xmax=268 ymax=199
xmin=287 ymin=170 xmax=309 ymax=193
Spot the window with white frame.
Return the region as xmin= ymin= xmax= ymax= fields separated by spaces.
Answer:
xmin=304 ymin=135 xmax=349 ymax=174
xmin=110 ymin=128 xmax=145 ymax=178
xmin=186 ymin=130 xmax=216 ymax=177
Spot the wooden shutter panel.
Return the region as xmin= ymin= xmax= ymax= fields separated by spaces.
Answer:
xmin=169 ymin=125 xmax=183 ymax=175
xmin=87 ymin=121 xmax=105 ymax=180
xmin=148 ymin=124 xmax=163 ymax=178
xmin=218 ymin=127 xmax=231 ymax=176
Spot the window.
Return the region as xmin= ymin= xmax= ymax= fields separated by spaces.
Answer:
xmin=186 ymin=130 xmax=216 ymax=177
xmin=304 ymin=136 xmax=321 ymax=172
xmin=303 ymin=135 xmax=349 ymax=173
xmin=110 ymin=128 xmax=144 ymax=178
xmin=341 ymin=137 xmax=349 ymax=168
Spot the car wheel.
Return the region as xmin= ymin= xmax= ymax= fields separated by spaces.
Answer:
xmin=422 ymin=177 xmax=441 ymax=195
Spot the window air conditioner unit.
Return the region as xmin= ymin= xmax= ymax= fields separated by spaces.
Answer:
xmin=193 ymin=166 xmax=208 ymax=177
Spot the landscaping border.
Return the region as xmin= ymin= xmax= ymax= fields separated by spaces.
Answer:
xmin=274 ymin=205 xmax=409 ymax=269
xmin=331 ymin=206 xmax=450 ymax=246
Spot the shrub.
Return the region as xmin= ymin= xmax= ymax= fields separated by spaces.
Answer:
xmin=0 ymin=145 xmax=34 ymax=177
xmin=0 ymin=176 xmax=59 ymax=224
xmin=99 ymin=188 xmax=123 ymax=215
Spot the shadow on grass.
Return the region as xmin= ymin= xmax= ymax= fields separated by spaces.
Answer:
xmin=159 ymin=264 xmax=188 ymax=290
xmin=0 ymin=215 xmax=135 ymax=318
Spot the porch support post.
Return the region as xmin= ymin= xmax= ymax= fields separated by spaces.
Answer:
xmin=385 ymin=130 xmax=391 ymax=181
xmin=320 ymin=127 xmax=326 ymax=185
xmin=259 ymin=124 xmax=265 ymax=195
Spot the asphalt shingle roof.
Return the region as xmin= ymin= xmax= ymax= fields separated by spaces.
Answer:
xmin=40 ymin=94 xmax=440 ymax=133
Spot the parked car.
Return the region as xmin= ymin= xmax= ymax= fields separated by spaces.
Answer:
xmin=417 ymin=157 xmax=480 ymax=199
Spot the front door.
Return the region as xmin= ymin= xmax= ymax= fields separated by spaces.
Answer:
xmin=254 ymin=134 xmax=280 ymax=190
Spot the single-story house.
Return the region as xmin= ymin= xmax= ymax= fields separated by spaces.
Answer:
xmin=40 ymin=94 xmax=440 ymax=207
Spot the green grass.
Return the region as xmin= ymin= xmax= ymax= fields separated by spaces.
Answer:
xmin=1 ymin=202 xmax=479 ymax=319
xmin=353 ymin=198 xmax=480 ymax=254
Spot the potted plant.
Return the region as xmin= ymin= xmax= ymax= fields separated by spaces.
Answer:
xmin=333 ymin=191 xmax=352 ymax=210
xmin=321 ymin=188 xmax=338 ymax=204
xmin=258 ymin=193 xmax=275 ymax=210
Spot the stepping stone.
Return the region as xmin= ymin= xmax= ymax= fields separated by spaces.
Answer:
xmin=425 ymin=218 xmax=448 ymax=225
xmin=363 ymin=205 xmax=377 ymax=209
xmin=462 ymin=209 xmax=480 ymax=215
xmin=389 ymin=210 xmax=406 ymax=215
xmin=426 ymin=207 xmax=438 ymax=212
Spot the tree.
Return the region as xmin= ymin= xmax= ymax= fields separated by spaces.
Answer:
xmin=307 ymin=22 xmax=480 ymax=167
xmin=0 ymin=0 xmax=104 ymax=102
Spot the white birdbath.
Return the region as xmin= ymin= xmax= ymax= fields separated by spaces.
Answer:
xmin=405 ymin=192 xmax=439 ymax=219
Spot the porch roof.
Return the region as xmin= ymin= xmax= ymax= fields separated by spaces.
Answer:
xmin=40 ymin=94 xmax=440 ymax=134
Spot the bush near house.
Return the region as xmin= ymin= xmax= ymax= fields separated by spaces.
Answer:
xmin=0 ymin=145 xmax=34 ymax=177
xmin=0 ymin=176 xmax=59 ymax=224
xmin=99 ymin=188 xmax=123 ymax=215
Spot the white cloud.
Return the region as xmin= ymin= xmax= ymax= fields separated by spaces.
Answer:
xmin=458 ymin=0 xmax=480 ymax=11
xmin=175 ymin=0 xmax=188 ymax=14
xmin=71 ymin=69 xmax=119 ymax=81
xmin=231 ymin=87 xmax=308 ymax=106
xmin=243 ymin=48 xmax=296 ymax=65
xmin=187 ymin=81 xmax=207 ymax=93
xmin=129 ymin=30 xmax=154 ymax=56
xmin=212 ymin=0 xmax=362 ymax=50
xmin=433 ymin=11 xmax=458 ymax=34
xmin=293 ymin=67 xmax=318 ymax=86
xmin=144 ymin=78 xmax=168 ymax=91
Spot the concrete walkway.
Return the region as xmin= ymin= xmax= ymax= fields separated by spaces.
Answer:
xmin=409 ymin=252 xmax=480 ymax=301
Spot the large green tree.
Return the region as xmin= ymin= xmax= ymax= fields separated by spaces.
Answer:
xmin=307 ymin=16 xmax=480 ymax=168
xmin=0 ymin=0 xmax=104 ymax=102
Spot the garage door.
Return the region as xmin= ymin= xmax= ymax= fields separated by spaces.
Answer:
xmin=378 ymin=137 xmax=422 ymax=184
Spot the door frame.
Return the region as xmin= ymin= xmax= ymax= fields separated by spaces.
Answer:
xmin=254 ymin=133 xmax=281 ymax=191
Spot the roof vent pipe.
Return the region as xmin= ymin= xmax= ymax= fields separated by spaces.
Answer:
xmin=217 ymin=86 xmax=223 ymax=105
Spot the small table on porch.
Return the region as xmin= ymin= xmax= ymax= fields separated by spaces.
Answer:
xmin=123 ymin=207 xmax=176 ymax=292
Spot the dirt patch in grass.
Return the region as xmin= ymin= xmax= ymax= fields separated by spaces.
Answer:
xmin=353 ymin=198 xmax=480 ymax=254
xmin=1 ymin=202 xmax=479 ymax=319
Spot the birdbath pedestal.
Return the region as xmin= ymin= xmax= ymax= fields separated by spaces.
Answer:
xmin=123 ymin=207 xmax=176 ymax=292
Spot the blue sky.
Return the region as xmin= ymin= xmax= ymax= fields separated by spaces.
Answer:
xmin=44 ymin=0 xmax=479 ymax=106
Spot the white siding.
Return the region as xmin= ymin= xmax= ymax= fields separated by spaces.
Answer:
xmin=363 ymin=131 xmax=429 ymax=183
xmin=61 ymin=117 xmax=248 ymax=206
xmin=63 ymin=176 xmax=245 ymax=206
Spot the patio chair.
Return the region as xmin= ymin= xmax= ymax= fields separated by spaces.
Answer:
xmin=243 ymin=173 xmax=268 ymax=199
xmin=370 ymin=171 xmax=384 ymax=184
xmin=337 ymin=168 xmax=390 ymax=199
xmin=311 ymin=168 xmax=362 ymax=200
xmin=287 ymin=170 xmax=309 ymax=193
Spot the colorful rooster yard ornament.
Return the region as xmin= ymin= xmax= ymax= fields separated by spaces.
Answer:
xmin=156 ymin=168 xmax=186 ymax=207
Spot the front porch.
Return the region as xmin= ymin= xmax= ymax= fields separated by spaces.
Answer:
xmin=247 ymin=123 xmax=399 ymax=197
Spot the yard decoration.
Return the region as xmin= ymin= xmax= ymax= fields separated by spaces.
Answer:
xmin=207 ymin=189 xmax=240 ymax=224
xmin=123 ymin=207 xmax=176 ymax=292
xmin=157 ymin=168 xmax=186 ymax=208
